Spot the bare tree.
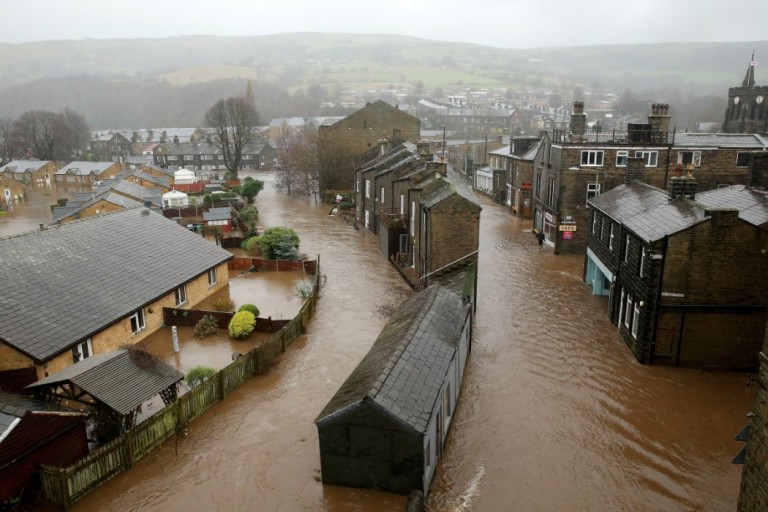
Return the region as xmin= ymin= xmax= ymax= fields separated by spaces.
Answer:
xmin=13 ymin=110 xmax=59 ymax=160
xmin=55 ymin=108 xmax=91 ymax=159
xmin=0 ymin=118 xmax=16 ymax=165
xmin=202 ymin=96 xmax=260 ymax=179
xmin=275 ymin=125 xmax=320 ymax=200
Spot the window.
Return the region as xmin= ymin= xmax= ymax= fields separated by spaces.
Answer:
xmin=592 ymin=212 xmax=599 ymax=234
xmin=130 ymin=308 xmax=146 ymax=335
xmin=618 ymin=289 xmax=625 ymax=325
xmin=616 ymin=151 xmax=628 ymax=167
xmin=609 ymin=224 xmax=615 ymax=251
xmin=444 ymin=383 xmax=452 ymax=418
xmin=547 ymin=178 xmax=555 ymax=207
xmin=365 ymin=179 xmax=370 ymax=199
xmin=736 ymin=152 xmax=750 ymax=167
xmin=632 ymin=303 xmax=640 ymax=338
xmin=639 ymin=250 xmax=646 ymax=278
xmin=175 ymin=285 xmax=187 ymax=306
xmin=677 ymin=151 xmax=701 ymax=167
xmin=625 ymin=296 xmax=633 ymax=328
xmin=380 ymin=186 xmax=384 ymax=203
xmin=167 ymin=156 xmax=178 ymax=161
xmin=410 ymin=201 xmax=415 ymax=235
xmin=207 ymin=268 xmax=217 ymax=287
xmin=426 ymin=440 xmax=432 ymax=467
xmin=624 ymin=235 xmax=630 ymax=263
xmin=635 ymin=150 xmax=658 ymax=167
xmin=581 ymin=150 xmax=604 ymax=167
xmin=72 ymin=338 xmax=93 ymax=363
xmin=242 ymin=155 xmax=252 ymax=160
xmin=364 ymin=209 xmax=370 ymax=228
xmin=183 ymin=155 xmax=194 ymax=161
xmin=586 ymin=183 xmax=601 ymax=205
xmin=399 ymin=194 xmax=405 ymax=215
xmin=355 ymin=177 xmax=360 ymax=193
xmin=201 ymin=155 xmax=213 ymax=160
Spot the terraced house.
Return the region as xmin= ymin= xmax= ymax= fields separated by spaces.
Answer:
xmin=534 ymin=102 xmax=768 ymax=254
xmin=0 ymin=160 xmax=56 ymax=184
xmin=54 ymin=161 xmax=122 ymax=184
xmin=0 ymin=208 xmax=233 ymax=383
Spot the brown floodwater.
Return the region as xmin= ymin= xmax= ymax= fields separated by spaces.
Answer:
xmin=9 ymin=172 xmax=753 ymax=512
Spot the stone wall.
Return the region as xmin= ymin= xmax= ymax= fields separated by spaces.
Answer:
xmin=738 ymin=349 xmax=768 ymax=511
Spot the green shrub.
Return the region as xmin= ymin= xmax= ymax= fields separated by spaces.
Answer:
xmin=238 ymin=304 xmax=260 ymax=317
xmin=241 ymin=236 xmax=262 ymax=256
xmin=194 ymin=315 xmax=220 ymax=338
xmin=257 ymin=227 xmax=300 ymax=260
xmin=338 ymin=201 xmax=355 ymax=211
xmin=212 ymin=297 xmax=235 ymax=312
xmin=228 ymin=311 xmax=256 ymax=339
xmin=186 ymin=365 xmax=216 ymax=387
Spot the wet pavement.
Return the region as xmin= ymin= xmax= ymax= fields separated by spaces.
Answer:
xmin=7 ymin=173 xmax=753 ymax=511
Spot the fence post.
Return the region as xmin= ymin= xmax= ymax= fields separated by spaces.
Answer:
xmin=125 ymin=430 xmax=135 ymax=469
xmin=218 ymin=369 xmax=225 ymax=400
xmin=177 ymin=395 xmax=186 ymax=429
xmin=59 ymin=467 xmax=71 ymax=511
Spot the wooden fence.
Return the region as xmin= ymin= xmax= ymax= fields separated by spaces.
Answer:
xmin=38 ymin=258 xmax=321 ymax=510
xmin=228 ymin=256 xmax=317 ymax=274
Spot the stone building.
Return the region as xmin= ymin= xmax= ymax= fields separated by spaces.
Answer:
xmin=319 ymin=100 xmax=421 ymax=190
xmin=724 ymin=54 xmax=768 ymax=135
xmin=534 ymin=102 xmax=767 ymax=255
xmin=487 ymin=137 xmax=540 ymax=218
xmin=355 ymin=142 xmax=481 ymax=291
xmin=585 ymin=163 xmax=768 ymax=369
xmin=0 ymin=160 xmax=57 ymax=184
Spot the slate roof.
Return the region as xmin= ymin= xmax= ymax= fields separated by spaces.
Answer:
xmin=421 ymin=169 xmax=481 ymax=209
xmin=56 ymin=161 xmax=117 ymax=176
xmin=52 ymin=191 xmax=143 ymax=222
xmin=315 ymin=285 xmax=470 ymax=434
xmin=0 ymin=208 xmax=233 ymax=362
xmin=0 ymin=160 xmax=52 ymax=173
xmin=96 ymin=179 xmax=162 ymax=207
xmin=26 ymin=349 xmax=183 ymax=416
xmin=589 ymin=182 xmax=708 ymax=242
xmin=695 ymin=185 xmax=768 ymax=228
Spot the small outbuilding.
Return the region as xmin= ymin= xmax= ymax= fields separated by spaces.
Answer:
xmin=173 ymin=168 xmax=198 ymax=184
xmin=162 ymin=189 xmax=189 ymax=208
xmin=315 ymin=284 xmax=472 ymax=495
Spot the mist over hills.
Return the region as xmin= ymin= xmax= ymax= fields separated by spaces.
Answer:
xmin=0 ymin=33 xmax=765 ymax=129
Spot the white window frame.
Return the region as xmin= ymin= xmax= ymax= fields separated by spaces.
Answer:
xmin=639 ymin=250 xmax=646 ymax=278
xmin=207 ymin=268 xmax=217 ymax=287
xmin=635 ymin=150 xmax=658 ymax=167
xmin=355 ymin=177 xmax=360 ymax=193
xmin=625 ymin=296 xmax=633 ymax=328
xmin=609 ymin=223 xmax=615 ymax=251
xmin=380 ymin=186 xmax=384 ymax=204
xmin=130 ymin=308 xmax=146 ymax=335
xmin=631 ymin=303 xmax=640 ymax=338
xmin=399 ymin=194 xmax=405 ymax=215
xmin=365 ymin=179 xmax=370 ymax=199
xmin=592 ymin=212 xmax=598 ymax=234
xmin=586 ymin=183 xmax=601 ymax=206
xmin=618 ymin=288 xmax=625 ymax=325
xmin=677 ymin=151 xmax=701 ymax=167
xmin=364 ymin=209 xmax=370 ymax=228
xmin=175 ymin=284 xmax=187 ymax=307
xmin=72 ymin=338 xmax=93 ymax=363
xmin=616 ymin=150 xmax=628 ymax=167
xmin=580 ymin=150 xmax=604 ymax=167
xmin=410 ymin=201 xmax=415 ymax=236
xmin=624 ymin=235 xmax=630 ymax=263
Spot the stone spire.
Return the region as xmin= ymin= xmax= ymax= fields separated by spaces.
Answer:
xmin=742 ymin=52 xmax=756 ymax=87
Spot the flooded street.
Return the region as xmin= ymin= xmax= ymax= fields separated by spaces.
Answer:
xmin=6 ymin=172 xmax=753 ymax=511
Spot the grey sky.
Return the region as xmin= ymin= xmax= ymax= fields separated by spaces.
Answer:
xmin=2 ymin=0 xmax=765 ymax=49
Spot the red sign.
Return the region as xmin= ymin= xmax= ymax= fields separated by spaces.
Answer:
xmin=562 ymin=231 xmax=573 ymax=240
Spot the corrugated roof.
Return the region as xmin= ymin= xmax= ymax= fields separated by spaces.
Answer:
xmin=589 ymin=182 xmax=708 ymax=242
xmin=26 ymin=350 xmax=183 ymax=415
xmin=0 ymin=208 xmax=233 ymax=362
xmin=316 ymin=285 xmax=469 ymax=433
xmin=203 ymin=207 xmax=232 ymax=221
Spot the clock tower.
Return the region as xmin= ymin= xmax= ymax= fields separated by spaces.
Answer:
xmin=723 ymin=53 xmax=768 ymax=134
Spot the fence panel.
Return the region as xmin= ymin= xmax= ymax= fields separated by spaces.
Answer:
xmin=181 ymin=376 xmax=220 ymax=423
xmin=221 ymin=353 xmax=254 ymax=394
xmin=64 ymin=437 xmax=128 ymax=504
xmin=131 ymin=403 xmax=180 ymax=461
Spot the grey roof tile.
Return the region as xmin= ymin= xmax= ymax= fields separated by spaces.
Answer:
xmin=0 ymin=208 xmax=232 ymax=362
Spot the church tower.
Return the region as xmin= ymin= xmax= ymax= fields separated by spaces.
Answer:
xmin=723 ymin=54 xmax=768 ymax=134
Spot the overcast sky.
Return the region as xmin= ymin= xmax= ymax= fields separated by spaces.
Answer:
xmin=2 ymin=0 xmax=765 ymax=49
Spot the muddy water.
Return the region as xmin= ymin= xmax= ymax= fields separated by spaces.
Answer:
xmin=10 ymin=172 xmax=752 ymax=511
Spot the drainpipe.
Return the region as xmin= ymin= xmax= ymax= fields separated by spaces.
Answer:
xmin=647 ymin=235 xmax=669 ymax=365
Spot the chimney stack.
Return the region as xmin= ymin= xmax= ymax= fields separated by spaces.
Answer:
xmin=571 ymin=101 xmax=586 ymax=137
xmin=426 ymin=161 xmax=447 ymax=176
xmin=668 ymin=175 xmax=697 ymax=200
xmin=624 ymin=156 xmax=646 ymax=185
xmin=377 ymin=138 xmax=388 ymax=156
xmin=417 ymin=140 xmax=432 ymax=161
xmin=748 ymin=152 xmax=768 ymax=189
xmin=648 ymin=103 xmax=670 ymax=141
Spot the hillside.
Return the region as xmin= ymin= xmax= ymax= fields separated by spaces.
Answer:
xmin=0 ymin=33 xmax=765 ymax=128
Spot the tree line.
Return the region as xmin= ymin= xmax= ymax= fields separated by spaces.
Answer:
xmin=0 ymin=109 xmax=90 ymax=163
